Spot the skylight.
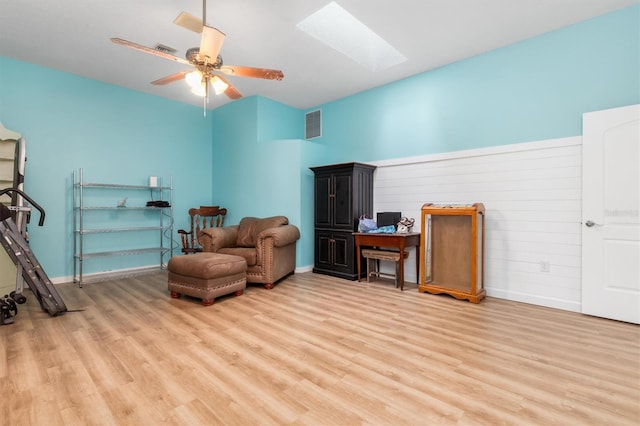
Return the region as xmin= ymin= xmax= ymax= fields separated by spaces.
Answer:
xmin=297 ymin=1 xmax=407 ymax=72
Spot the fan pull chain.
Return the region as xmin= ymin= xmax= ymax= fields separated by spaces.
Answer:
xmin=202 ymin=78 xmax=209 ymax=116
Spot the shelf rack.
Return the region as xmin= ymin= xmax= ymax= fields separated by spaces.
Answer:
xmin=72 ymin=168 xmax=174 ymax=286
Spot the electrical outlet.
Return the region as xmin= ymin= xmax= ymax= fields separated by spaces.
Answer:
xmin=540 ymin=261 xmax=550 ymax=272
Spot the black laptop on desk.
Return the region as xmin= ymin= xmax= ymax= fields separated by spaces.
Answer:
xmin=376 ymin=212 xmax=401 ymax=230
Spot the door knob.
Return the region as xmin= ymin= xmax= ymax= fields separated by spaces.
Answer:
xmin=585 ymin=220 xmax=601 ymax=227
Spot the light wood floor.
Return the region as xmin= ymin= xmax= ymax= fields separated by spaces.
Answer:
xmin=1 ymin=271 xmax=638 ymax=425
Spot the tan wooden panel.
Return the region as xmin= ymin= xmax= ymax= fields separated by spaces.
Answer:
xmin=431 ymin=214 xmax=472 ymax=291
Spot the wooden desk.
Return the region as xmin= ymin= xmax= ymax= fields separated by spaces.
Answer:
xmin=353 ymin=232 xmax=421 ymax=290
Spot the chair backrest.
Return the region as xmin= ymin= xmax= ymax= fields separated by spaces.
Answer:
xmin=193 ymin=204 xmax=226 ymax=228
xmin=181 ymin=205 xmax=227 ymax=252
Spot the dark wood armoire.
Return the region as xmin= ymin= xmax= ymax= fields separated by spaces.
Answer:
xmin=310 ymin=162 xmax=376 ymax=280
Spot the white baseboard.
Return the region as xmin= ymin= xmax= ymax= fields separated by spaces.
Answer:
xmin=295 ymin=265 xmax=314 ymax=274
xmin=52 ymin=264 xmax=582 ymax=314
xmin=486 ymin=287 xmax=581 ymax=313
xmin=54 ymin=265 xmax=315 ymax=285
xmin=52 ymin=265 xmax=165 ymax=285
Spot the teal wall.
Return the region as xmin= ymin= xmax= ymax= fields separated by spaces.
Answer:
xmin=0 ymin=5 xmax=637 ymax=280
xmin=210 ymin=96 xmax=307 ymax=261
xmin=314 ymin=4 xmax=640 ymax=164
xmin=211 ymin=97 xmax=302 ymax=222
xmin=0 ymin=57 xmax=214 ymax=279
xmin=213 ymin=5 xmax=640 ymax=268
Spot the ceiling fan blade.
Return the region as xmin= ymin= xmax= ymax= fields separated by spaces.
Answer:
xmin=199 ymin=25 xmax=225 ymax=63
xmin=151 ymin=71 xmax=190 ymax=85
xmin=111 ymin=38 xmax=191 ymax=66
xmin=219 ymin=65 xmax=284 ymax=81
xmin=173 ymin=11 xmax=203 ymax=33
xmin=214 ymin=75 xmax=242 ymax=99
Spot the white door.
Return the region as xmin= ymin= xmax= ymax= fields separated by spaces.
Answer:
xmin=582 ymin=104 xmax=639 ymax=324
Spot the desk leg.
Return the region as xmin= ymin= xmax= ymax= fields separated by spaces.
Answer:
xmin=356 ymin=243 xmax=362 ymax=282
xmin=415 ymin=243 xmax=420 ymax=285
xmin=398 ymin=242 xmax=405 ymax=291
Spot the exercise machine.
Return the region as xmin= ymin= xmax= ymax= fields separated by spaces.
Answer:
xmin=0 ymin=188 xmax=67 ymax=319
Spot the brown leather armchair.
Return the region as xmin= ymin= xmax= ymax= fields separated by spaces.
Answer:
xmin=198 ymin=216 xmax=300 ymax=289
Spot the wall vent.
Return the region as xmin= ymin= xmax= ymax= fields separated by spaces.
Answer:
xmin=154 ymin=43 xmax=177 ymax=54
xmin=305 ymin=109 xmax=322 ymax=139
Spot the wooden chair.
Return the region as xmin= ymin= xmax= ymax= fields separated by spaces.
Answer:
xmin=178 ymin=206 xmax=227 ymax=254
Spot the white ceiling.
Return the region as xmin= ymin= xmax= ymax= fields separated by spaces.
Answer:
xmin=1 ymin=0 xmax=638 ymax=110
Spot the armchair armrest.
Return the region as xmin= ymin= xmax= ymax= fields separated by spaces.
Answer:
xmin=257 ymin=225 xmax=300 ymax=247
xmin=199 ymin=225 xmax=239 ymax=252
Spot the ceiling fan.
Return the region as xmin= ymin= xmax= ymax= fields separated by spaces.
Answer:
xmin=111 ymin=0 xmax=284 ymax=105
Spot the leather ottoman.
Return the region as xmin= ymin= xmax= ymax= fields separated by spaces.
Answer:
xmin=167 ymin=253 xmax=247 ymax=306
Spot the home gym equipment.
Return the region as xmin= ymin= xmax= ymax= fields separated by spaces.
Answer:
xmin=1 ymin=294 xmax=18 ymax=325
xmin=0 ymin=188 xmax=67 ymax=320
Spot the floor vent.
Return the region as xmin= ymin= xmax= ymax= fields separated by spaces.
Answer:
xmin=305 ymin=109 xmax=322 ymax=140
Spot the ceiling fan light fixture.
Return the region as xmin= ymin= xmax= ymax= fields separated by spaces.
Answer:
xmin=185 ymin=70 xmax=204 ymax=88
xmin=190 ymin=82 xmax=207 ymax=97
xmin=211 ymin=75 xmax=229 ymax=95
xmin=111 ymin=0 xmax=281 ymax=109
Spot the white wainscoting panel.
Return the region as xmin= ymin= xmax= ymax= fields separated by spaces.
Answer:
xmin=371 ymin=137 xmax=582 ymax=312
